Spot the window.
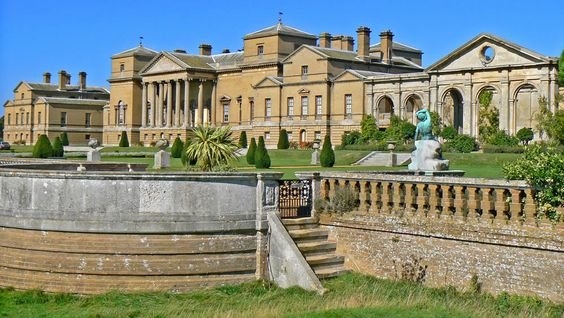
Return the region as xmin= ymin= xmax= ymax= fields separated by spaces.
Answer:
xmin=301 ymin=65 xmax=308 ymax=80
xmin=60 ymin=112 xmax=67 ymax=127
xmin=119 ymin=63 xmax=125 ymax=73
xmin=144 ymin=134 xmax=148 ymax=140
xmin=315 ymin=131 xmax=321 ymax=140
xmin=7 ymin=114 xmax=11 ymax=125
xmin=15 ymin=113 xmax=19 ymax=126
xmin=37 ymin=112 xmax=41 ymax=124
xmin=301 ymin=96 xmax=308 ymax=119
xmin=265 ymin=98 xmax=272 ymax=119
xmin=345 ymin=94 xmax=352 ymax=118
xmin=265 ymin=132 xmax=270 ymax=140
xmin=223 ymin=104 xmax=229 ymax=122
xmin=287 ymin=132 xmax=292 ymax=140
xmin=118 ymin=101 xmax=126 ymax=125
xmin=85 ymin=134 xmax=90 ymax=140
xmin=250 ymin=101 xmax=255 ymax=122
xmin=315 ymin=96 xmax=322 ymax=119
xmin=20 ymin=93 xmax=24 ymax=100
xmin=20 ymin=112 xmax=24 ymax=124
xmin=85 ymin=113 xmax=91 ymax=128
xmin=26 ymin=112 xmax=29 ymax=125
xmin=257 ymin=45 xmax=264 ymax=56
xmin=287 ymin=97 xmax=294 ymax=118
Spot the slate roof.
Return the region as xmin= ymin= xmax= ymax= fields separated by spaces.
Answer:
xmin=244 ymin=22 xmax=316 ymax=40
xmin=370 ymin=41 xmax=422 ymax=53
xmin=36 ymin=97 xmax=108 ymax=106
xmin=112 ymin=45 xmax=159 ymax=58
xmin=25 ymin=82 xmax=109 ymax=94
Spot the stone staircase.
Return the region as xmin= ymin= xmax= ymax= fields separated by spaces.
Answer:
xmin=282 ymin=217 xmax=348 ymax=279
xmin=354 ymin=151 xmax=411 ymax=166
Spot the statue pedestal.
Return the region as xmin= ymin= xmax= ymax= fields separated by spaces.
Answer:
xmin=153 ymin=150 xmax=170 ymax=169
xmin=311 ymin=149 xmax=320 ymax=165
xmin=87 ymin=149 xmax=101 ymax=162
xmin=408 ymin=140 xmax=449 ymax=171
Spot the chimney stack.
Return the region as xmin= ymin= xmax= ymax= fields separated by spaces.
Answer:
xmin=380 ymin=30 xmax=394 ymax=64
xmin=331 ymin=35 xmax=343 ymax=50
xmin=342 ymin=36 xmax=354 ymax=51
xmin=79 ymin=72 xmax=87 ymax=90
xmin=58 ymin=70 xmax=67 ymax=90
xmin=319 ymin=32 xmax=331 ymax=48
xmin=43 ymin=72 xmax=51 ymax=84
xmin=199 ymin=44 xmax=212 ymax=56
xmin=356 ymin=26 xmax=371 ymax=58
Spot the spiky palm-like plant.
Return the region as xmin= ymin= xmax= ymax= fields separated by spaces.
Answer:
xmin=185 ymin=125 xmax=238 ymax=171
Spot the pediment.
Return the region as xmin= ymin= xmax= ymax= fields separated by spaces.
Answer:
xmin=427 ymin=33 xmax=550 ymax=72
xmin=297 ymin=88 xmax=310 ymax=95
xmin=254 ymin=76 xmax=283 ymax=88
xmin=334 ymin=70 xmax=363 ymax=82
xmin=141 ymin=54 xmax=185 ymax=74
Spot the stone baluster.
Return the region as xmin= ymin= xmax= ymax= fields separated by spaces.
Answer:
xmin=428 ymin=184 xmax=440 ymax=216
xmin=415 ymin=183 xmax=427 ymax=216
xmin=381 ymin=182 xmax=390 ymax=213
xmin=483 ymin=188 xmax=494 ymax=222
xmin=444 ymin=185 xmax=455 ymax=217
xmin=369 ymin=182 xmax=380 ymax=213
xmin=523 ymin=188 xmax=536 ymax=225
xmin=328 ymin=179 xmax=337 ymax=200
xmin=494 ymin=188 xmax=509 ymax=223
xmin=320 ymin=179 xmax=328 ymax=200
xmin=392 ymin=182 xmax=402 ymax=213
xmin=453 ymin=185 xmax=466 ymax=219
xmin=509 ymin=189 xmax=523 ymax=224
xmin=466 ymin=186 xmax=481 ymax=222
xmin=404 ymin=183 xmax=414 ymax=214
xmin=358 ymin=181 xmax=369 ymax=213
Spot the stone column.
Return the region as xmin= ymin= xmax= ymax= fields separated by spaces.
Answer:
xmin=150 ymin=82 xmax=156 ymax=127
xmin=499 ymin=70 xmax=510 ymax=133
xmin=167 ymin=80 xmax=173 ymax=127
xmin=158 ymin=82 xmax=164 ymax=127
xmin=197 ymin=80 xmax=204 ymax=125
xmin=141 ymin=82 xmax=147 ymax=128
xmin=210 ymin=80 xmax=216 ymax=125
xmin=184 ymin=79 xmax=191 ymax=127
xmin=175 ymin=80 xmax=181 ymax=127
xmin=463 ymin=73 xmax=473 ymax=135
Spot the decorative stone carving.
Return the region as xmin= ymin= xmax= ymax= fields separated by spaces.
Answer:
xmin=87 ymin=138 xmax=101 ymax=162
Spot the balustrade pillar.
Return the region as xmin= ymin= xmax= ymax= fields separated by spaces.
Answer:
xmin=392 ymin=182 xmax=402 ymax=213
xmin=141 ymin=82 xmax=147 ymax=128
xmin=494 ymin=189 xmax=509 ymax=222
xmin=428 ymin=184 xmax=440 ymax=215
xmin=523 ymin=188 xmax=536 ymax=225
xmin=381 ymin=182 xmax=390 ymax=213
xmin=358 ymin=181 xmax=369 ymax=213
xmin=509 ymin=189 xmax=523 ymax=223
xmin=369 ymin=182 xmax=380 ymax=213
xmin=483 ymin=188 xmax=494 ymax=221
xmin=415 ymin=183 xmax=427 ymax=215
xmin=328 ymin=179 xmax=337 ymax=199
xmin=404 ymin=183 xmax=414 ymax=213
xmin=444 ymin=185 xmax=455 ymax=216
xmin=453 ymin=185 xmax=466 ymax=219
xmin=466 ymin=186 xmax=481 ymax=221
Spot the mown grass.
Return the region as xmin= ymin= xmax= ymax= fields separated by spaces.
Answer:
xmin=0 ymin=273 xmax=561 ymax=318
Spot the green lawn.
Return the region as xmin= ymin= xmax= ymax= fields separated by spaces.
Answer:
xmin=99 ymin=150 xmax=519 ymax=180
xmin=0 ymin=273 xmax=560 ymax=318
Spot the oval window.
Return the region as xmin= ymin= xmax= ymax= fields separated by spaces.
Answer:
xmin=480 ymin=46 xmax=495 ymax=64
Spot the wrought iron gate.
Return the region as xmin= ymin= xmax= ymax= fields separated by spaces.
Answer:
xmin=278 ymin=179 xmax=312 ymax=218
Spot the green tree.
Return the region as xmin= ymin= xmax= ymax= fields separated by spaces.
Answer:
xmin=477 ymin=90 xmax=499 ymax=144
xmin=277 ymin=129 xmax=289 ymax=149
xmin=430 ymin=111 xmax=442 ymax=137
xmin=536 ymin=96 xmax=564 ymax=145
xmin=385 ymin=116 xmax=416 ymax=144
xmin=360 ymin=115 xmax=378 ymax=141
xmin=181 ymin=137 xmax=196 ymax=166
xmin=119 ymin=131 xmax=129 ymax=147
xmin=52 ymin=136 xmax=64 ymax=157
xmin=559 ymin=50 xmax=564 ymax=86
xmin=503 ymin=145 xmax=563 ymax=221
xmin=441 ymin=126 xmax=458 ymax=141
xmin=32 ymin=134 xmax=54 ymax=158
xmin=185 ymin=126 xmax=238 ymax=171
xmin=238 ymin=131 xmax=248 ymax=149
xmin=170 ymin=137 xmax=184 ymax=158
xmin=320 ymin=135 xmax=335 ymax=167
xmin=60 ymin=132 xmax=69 ymax=146
xmin=254 ymin=136 xmax=271 ymax=169
xmin=516 ymin=128 xmax=534 ymax=145
xmin=0 ymin=116 xmax=4 ymax=139
xmin=246 ymin=137 xmax=257 ymax=165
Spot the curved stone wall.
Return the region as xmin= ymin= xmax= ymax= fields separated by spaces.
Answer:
xmin=0 ymin=168 xmax=282 ymax=293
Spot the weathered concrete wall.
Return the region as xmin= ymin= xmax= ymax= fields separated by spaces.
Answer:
xmin=0 ymin=167 xmax=282 ymax=294
xmin=321 ymin=213 xmax=564 ymax=302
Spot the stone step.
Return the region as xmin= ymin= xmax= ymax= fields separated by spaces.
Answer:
xmin=296 ymin=241 xmax=336 ymax=254
xmin=282 ymin=217 xmax=319 ymax=230
xmin=288 ymin=228 xmax=328 ymax=241
xmin=305 ymin=254 xmax=345 ymax=267
xmin=314 ymin=266 xmax=350 ymax=279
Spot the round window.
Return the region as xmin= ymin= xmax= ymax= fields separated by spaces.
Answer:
xmin=480 ymin=46 xmax=495 ymax=64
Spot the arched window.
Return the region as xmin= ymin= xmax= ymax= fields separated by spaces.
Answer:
xmin=514 ymin=84 xmax=539 ymax=135
xmin=404 ymin=95 xmax=423 ymax=124
xmin=377 ymin=96 xmax=394 ymax=126
xmin=442 ymin=89 xmax=464 ymax=132
xmin=117 ymin=100 xmax=126 ymax=125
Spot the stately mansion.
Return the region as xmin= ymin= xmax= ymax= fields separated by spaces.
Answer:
xmin=3 ymin=22 xmax=561 ymax=146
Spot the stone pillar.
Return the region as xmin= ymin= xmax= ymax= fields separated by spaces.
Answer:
xmin=150 ymin=82 xmax=156 ymax=127
xmin=141 ymin=82 xmax=147 ymax=128
xmin=184 ymin=79 xmax=191 ymax=127
xmin=175 ymin=80 xmax=181 ymax=127
xmin=499 ymin=70 xmax=510 ymax=132
xmin=463 ymin=73 xmax=473 ymax=135
xmin=167 ymin=81 xmax=173 ymax=127
xmin=158 ymin=82 xmax=164 ymax=127
xmin=197 ymin=80 xmax=204 ymax=125
xmin=210 ymin=81 xmax=216 ymax=125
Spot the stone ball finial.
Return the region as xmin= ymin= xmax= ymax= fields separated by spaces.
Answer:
xmin=88 ymin=138 xmax=99 ymax=149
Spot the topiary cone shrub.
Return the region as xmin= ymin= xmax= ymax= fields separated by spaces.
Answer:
xmin=277 ymin=129 xmax=289 ymax=149
xmin=33 ymin=134 xmax=54 ymax=158
xmin=238 ymin=131 xmax=248 ymax=149
xmin=60 ymin=132 xmax=69 ymax=146
xmin=171 ymin=136 xmax=184 ymax=158
xmin=52 ymin=136 xmax=64 ymax=157
xmin=119 ymin=131 xmax=129 ymax=147
xmin=320 ymin=135 xmax=335 ymax=167
xmin=246 ymin=137 xmax=257 ymax=165
xmin=254 ymin=136 xmax=271 ymax=168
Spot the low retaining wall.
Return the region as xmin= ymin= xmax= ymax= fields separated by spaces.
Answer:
xmin=0 ymin=166 xmax=281 ymax=294
xmin=298 ymin=172 xmax=564 ymax=302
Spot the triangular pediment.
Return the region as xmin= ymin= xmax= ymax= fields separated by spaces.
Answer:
xmin=427 ymin=33 xmax=552 ymax=72
xmin=334 ymin=70 xmax=364 ymax=82
xmin=140 ymin=53 xmax=186 ymax=75
xmin=254 ymin=76 xmax=283 ymax=88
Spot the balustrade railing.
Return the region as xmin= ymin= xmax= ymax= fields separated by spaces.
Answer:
xmin=299 ymin=172 xmax=542 ymax=225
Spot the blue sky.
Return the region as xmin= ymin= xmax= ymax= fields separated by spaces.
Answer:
xmin=1 ymin=0 xmax=562 ymax=116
